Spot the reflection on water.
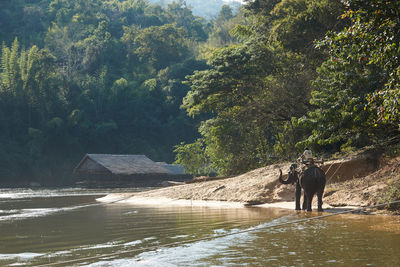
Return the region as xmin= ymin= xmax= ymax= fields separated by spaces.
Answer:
xmin=0 ymin=188 xmax=400 ymax=266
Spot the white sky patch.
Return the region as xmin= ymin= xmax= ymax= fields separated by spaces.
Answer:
xmin=222 ymin=0 xmax=245 ymax=4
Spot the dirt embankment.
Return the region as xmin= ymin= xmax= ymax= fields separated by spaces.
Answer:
xmin=99 ymin=151 xmax=400 ymax=212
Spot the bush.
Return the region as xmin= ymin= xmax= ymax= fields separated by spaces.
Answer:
xmin=379 ymin=180 xmax=400 ymax=214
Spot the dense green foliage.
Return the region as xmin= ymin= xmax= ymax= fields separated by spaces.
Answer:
xmin=176 ymin=0 xmax=400 ymax=175
xmin=0 ymin=0 xmax=215 ymax=185
xmin=305 ymin=0 xmax=400 ymax=149
xmin=1 ymin=0 xmax=399 ymax=185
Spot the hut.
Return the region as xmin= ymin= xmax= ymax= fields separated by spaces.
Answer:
xmin=74 ymin=154 xmax=190 ymax=187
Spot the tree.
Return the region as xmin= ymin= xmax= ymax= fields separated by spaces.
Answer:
xmin=177 ymin=0 xmax=349 ymax=175
xmin=300 ymin=58 xmax=387 ymax=151
xmin=1 ymin=38 xmax=21 ymax=98
xmin=182 ymin=37 xmax=315 ymax=174
xmin=305 ymin=0 xmax=400 ymax=151
xmin=321 ymin=0 xmax=400 ymax=127
xmin=167 ymin=0 xmax=209 ymax=42
xmin=206 ymin=5 xmax=245 ymax=48
xmin=134 ymin=23 xmax=189 ymax=69
xmin=174 ymin=139 xmax=210 ymax=176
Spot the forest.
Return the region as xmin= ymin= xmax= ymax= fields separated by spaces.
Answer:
xmin=0 ymin=0 xmax=399 ymax=186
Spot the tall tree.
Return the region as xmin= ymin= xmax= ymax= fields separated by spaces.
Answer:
xmin=134 ymin=23 xmax=189 ymax=69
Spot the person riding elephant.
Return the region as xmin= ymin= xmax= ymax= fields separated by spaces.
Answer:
xmin=298 ymin=147 xmax=314 ymax=166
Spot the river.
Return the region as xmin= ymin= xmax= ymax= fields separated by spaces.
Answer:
xmin=0 ymin=188 xmax=400 ymax=266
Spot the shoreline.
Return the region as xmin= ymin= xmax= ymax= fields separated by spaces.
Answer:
xmin=97 ymin=193 xmax=364 ymax=214
xmin=97 ymin=153 xmax=400 ymax=215
xmin=97 ymin=194 xmax=246 ymax=208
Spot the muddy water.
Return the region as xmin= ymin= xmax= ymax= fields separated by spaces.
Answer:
xmin=0 ymin=188 xmax=400 ymax=266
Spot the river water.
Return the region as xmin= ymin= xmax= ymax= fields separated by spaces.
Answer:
xmin=0 ymin=188 xmax=400 ymax=266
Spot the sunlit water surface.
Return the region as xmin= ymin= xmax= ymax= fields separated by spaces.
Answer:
xmin=0 ymin=188 xmax=400 ymax=266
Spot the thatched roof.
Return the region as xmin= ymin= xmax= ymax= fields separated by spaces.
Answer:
xmin=74 ymin=154 xmax=171 ymax=175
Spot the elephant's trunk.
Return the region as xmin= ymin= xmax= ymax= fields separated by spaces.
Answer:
xmin=278 ymin=169 xmax=291 ymax=184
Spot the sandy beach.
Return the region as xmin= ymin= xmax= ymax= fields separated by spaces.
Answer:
xmin=96 ymin=152 xmax=400 ymax=215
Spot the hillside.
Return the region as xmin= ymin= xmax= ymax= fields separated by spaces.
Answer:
xmin=324 ymin=155 xmax=400 ymax=211
xmin=0 ymin=0 xmax=214 ymax=185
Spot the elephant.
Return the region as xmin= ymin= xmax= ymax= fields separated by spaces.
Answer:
xmin=278 ymin=164 xmax=326 ymax=212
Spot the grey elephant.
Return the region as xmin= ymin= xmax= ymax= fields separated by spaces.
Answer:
xmin=278 ymin=164 xmax=326 ymax=212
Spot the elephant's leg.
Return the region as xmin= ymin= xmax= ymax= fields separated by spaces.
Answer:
xmin=295 ymin=182 xmax=301 ymax=210
xmin=306 ymin=192 xmax=313 ymax=212
xmin=317 ymin=188 xmax=324 ymax=212
xmin=302 ymin=191 xmax=307 ymax=210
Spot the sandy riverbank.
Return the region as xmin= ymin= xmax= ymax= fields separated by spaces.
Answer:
xmin=97 ymin=162 xmax=296 ymax=207
xmin=97 ymin=152 xmax=400 ymax=213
